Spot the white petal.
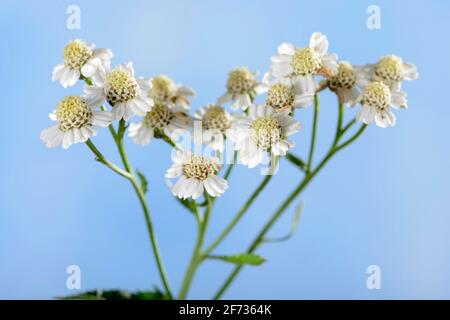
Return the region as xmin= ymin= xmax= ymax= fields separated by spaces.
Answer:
xmin=277 ymin=43 xmax=295 ymax=55
xmin=81 ymin=57 xmax=101 ymax=77
xmin=92 ymin=111 xmax=113 ymax=127
xmin=52 ymin=64 xmax=66 ymax=81
xmin=40 ymin=124 xmax=64 ymax=148
xmin=356 ymin=105 xmax=376 ymax=124
xmin=402 ymin=62 xmax=418 ymax=81
xmin=309 ymin=32 xmax=328 ymax=56
xmin=217 ymin=93 xmax=232 ymax=105
xmin=390 ymin=91 xmax=408 ymax=109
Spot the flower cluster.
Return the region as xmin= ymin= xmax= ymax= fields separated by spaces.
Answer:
xmin=41 ymin=33 xmax=417 ymax=199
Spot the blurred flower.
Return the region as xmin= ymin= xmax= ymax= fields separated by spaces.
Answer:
xmin=148 ymin=75 xmax=195 ymax=110
xmin=217 ymin=67 xmax=266 ymax=110
xmin=40 ymin=96 xmax=113 ymax=149
xmin=328 ymin=61 xmax=361 ymax=106
xmin=355 ymin=81 xmax=407 ymax=128
xmin=52 ymin=39 xmax=113 ymax=88
xmin=128 ymin=102 xmax=191 ymax=146
xmin=165 ymin=151 xmax=228 ymax=199
xmin=83 ymin=62 xmax=153 ymax=121
xmin=232 ymin=104 xmax=301 ymax=168
xmin=194 ymin=104 xmax=236 ymax=152
xmin=269 ymin=32 xmax=338 ymax=99
xmin=356 ymin=55 xmax=418 ymax=90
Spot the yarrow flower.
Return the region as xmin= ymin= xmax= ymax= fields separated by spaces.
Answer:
xmin=147 ymin=75 xmax=195 ymax=110
xmin=128 ymin=103 xmax=191 ymax=146
xmin=355 ymin=81 xmax=407 ymax=128
xmin=83 ymin=62 xmax=153 ymax=121
xmin=165 ymin=151 xmax=228 ymax=199
xmin=217 ymin=67 xmax=266 ymax=110
xmin=52 ymin=39 xmax=113 ymax=88
xmin=194 ymin=104 xmax=235 ymax=151
xmin=232 ymin=104 xmax=301 ymax=168
xmin=262 ymin=74 xmax=315 ymax=111
xmin=40 ymin=96 xmax=113 ymax=149
xmin=327 ymin=61 xmax=361 ymax=106
xmin=269 ymin=32 xmax=338 ymax=103
xmin=356 ymin=55 xmax=418 ymax=90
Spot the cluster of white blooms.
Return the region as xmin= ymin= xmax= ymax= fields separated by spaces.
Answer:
xmin=41 ymin=34 xmax=417 ymax=199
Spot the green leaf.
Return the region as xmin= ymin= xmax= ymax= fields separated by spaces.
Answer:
xmin=209 ymin=253 xmax=266 ymax=266
xmin=137 ymin=170 xmax=148 ymax=194
xmin=58 ymin=288 xmax=165 ymax=300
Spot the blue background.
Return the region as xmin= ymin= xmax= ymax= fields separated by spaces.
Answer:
xmin=0 ymin=0 xmax=449 ymax=299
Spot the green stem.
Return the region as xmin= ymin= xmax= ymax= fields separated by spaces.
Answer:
xmin=202 ymin=173 xmax=273 ymax=258
xmin=306 ymin=94 xmax=320 ymax=173
xmin=223 ymin=151 xmax=238 ymax=180
xmin=213 ymin=124 xmax=368 ymax=300
xmin=333 ymin=102 xmax=344 ymax=146
xmin=115 ymin=120 xmax=174 ymax=299
xmin=85 ymin=139 xmax=131 ymax=179
xmin=285 ymin=152 xmax=307 ymax=172
xmin=178 ymin=196 xmax=212 ymax=299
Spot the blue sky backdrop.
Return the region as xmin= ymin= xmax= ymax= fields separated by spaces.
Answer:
xmin=0 ymin=0 xmax=449 ymax=299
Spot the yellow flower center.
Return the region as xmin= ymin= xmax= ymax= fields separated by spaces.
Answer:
xmin=226 ymin=68 xmax=257 ymax=95
xmin=63 ymin=39 xmax=93 ymax=70
xmin=55 ymin=96 xmax=93 ymax=132
xmin=251 ymin=116 xmax=281 ymax=150
xmin=144 ymin=103 xmax=174 ymax=130
xmin=266 ymin=83 xmax=295 ymax=111
xmin=361 ymin=81 xmax=391 ymax=111
xmin=149 ymin=76 xmax=175 ymax=102
xmin=182 ymin=155 xmax=220 ymax=180
xmin=106 ymin=69 xmax=139 ymax=105
xmin=291 ymin=48 xmax=322 ymax=76
xmin=375 ymin=55 xmax=403 ymax=83
xmin=202 ymin=105 xmax=232 ymax=133
xmin=329 ymin=61 xmax=356 ymax=90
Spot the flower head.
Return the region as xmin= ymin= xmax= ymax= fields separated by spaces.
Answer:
xmin=355 ymin=81 xmax=407 ymax=128
xmin=40 ymin=95 xmax=113 ymax=149
xmin=269 ymin=32 xmax=338 ymax=102
xmin=83 ymin=62 xmax=153 ymax=121
xmin=232 ymin=104 xmax=301 ymax=168
xmin=217 ymin=67 xmax=266 ymax=111
xmin=165 ymin=151 xmax=228 ymax=199
xmin=52 ymin=39 xmax=113 ymax=88
xmin=355 ymin=55 xmax=418 ymax=90
xmin=195 ymin=104 xmax=235 ymax=151
xmin=148 ymin=75 xmax=195 ymax=110
xmin=128 ymin=103 xmax=191 ymax=146
xmin=263 ymin=74 xmax=315 ymax=111
xmin=328 ymin=61 xmax=360 ymax=106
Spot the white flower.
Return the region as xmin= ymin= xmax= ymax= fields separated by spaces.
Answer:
xmin=128 ymin=103 xmax=191 ymax=146
xmin=355 ymin=55 xmax=418 ymax=90
xmin=232 ymin=104 xmax=301 ymax=168
xmin=52 ymin=39 xmax=113 ymax=88
xmin=328 ymin=61 xmax=361 ymax=106
xmin=217 ymin=67 xmax=266 ymax=111
xmin=165 ymin=151 xmax=228 ymax=199
xmin=83 ymin=62 xmax=153 ymax=121
xmin=355 ymin=81 xmax=408 ymax=128
xmin=148 ymin=75 xmax=195 ymax=110
xmin=269 ymin=32 xmax=338 ymax=100
xmin=40 ymin=96 xmax=113 ymax=149
xmin=262 ymin=73 xmax=315 ymax=110
xmin=194 ymin=104 xmax=235 ymax=152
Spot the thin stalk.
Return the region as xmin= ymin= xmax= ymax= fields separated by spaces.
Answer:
xmin=223 ymin=151 xmax=238 ymax=180
xmin=306 ymin=94 xmax=320 ymax=173
xmin=213 ymin=124 xmax=368 ymax=299
xmin=85 ymin=139 xmax=131 ymax=179
xmin=333 ymin=102 xmax=344 ymax=146
xmin=202 ymin=173 xmax=273 ymax=258
xmin=178 ymin=196 xmax=212 ymax=299
xmin=114 ymin=120 xmax=174 ymax=299
xmin=285 ymin=153 xmax=307 ymax=172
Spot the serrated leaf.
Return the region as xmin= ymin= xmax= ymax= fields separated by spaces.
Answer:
xmin=137 ymin=170 xmax=148 ymax=194
xmin=58 ymin=288 xmax=165 ymax=300
xmin=209 ymin=253 xmax=266 ymax=266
